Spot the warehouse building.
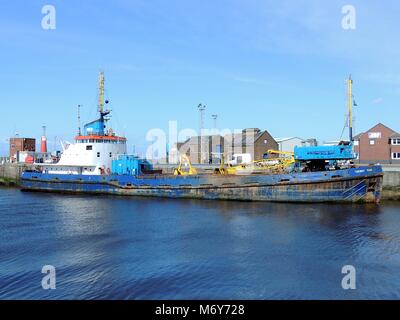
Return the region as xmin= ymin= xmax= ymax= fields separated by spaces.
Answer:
xmin=174 ymin=128 xmax=279 ymax=164
xmin=176 ymin=135 xmax=224 ymax=164
xmin=274 ymin=137 xmax=318 ymax=153
xmin=223 ymin=128 xmax=278 ymax=163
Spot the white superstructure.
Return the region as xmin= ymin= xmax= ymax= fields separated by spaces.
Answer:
xmin=41 ymin=135 xmax=127 ymax=175
xmin=36 ymin=72 xmax=128 ymax=176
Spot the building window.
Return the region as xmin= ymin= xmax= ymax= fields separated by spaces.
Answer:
xmin=369 ymin=140 xmax=375 ymax=145
xmin=354 ymin=141 xmax=359 ymax=146
xmin=392 ymin=153 xmax=400 ymax=159
xmin=86 ymin=145 xmax=92 ymax=150
xmin=97 ymin=152 xmax=100 ymax=157
xmin=392 ymin=139 xmax=400 ymax=145
xmin=264 ymin=139 xmax=268 ymax=144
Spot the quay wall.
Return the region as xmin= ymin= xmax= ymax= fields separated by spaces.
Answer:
xmin=0 ymin=164 xmax=32 ymax=187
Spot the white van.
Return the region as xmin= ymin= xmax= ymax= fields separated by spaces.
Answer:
xmin=228 ymin=153 xmax=252 ymax=166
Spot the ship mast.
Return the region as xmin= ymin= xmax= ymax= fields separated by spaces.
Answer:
xmin=98 ymin=71 xmax=105 ymax=114
xmin=77 ymin=104 xmax=81 ymax=136
xmin=347 ymin=75 xmax=353 ymax=142
xmin=97 ymin=71 xmax=110 ymax=121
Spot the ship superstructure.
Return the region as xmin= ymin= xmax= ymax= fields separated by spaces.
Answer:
xmin=40 ymin=72 xmax=127 ymax=175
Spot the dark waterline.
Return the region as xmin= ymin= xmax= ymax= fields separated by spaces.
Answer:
xmin=1 ymin=187 xmax=400 ymax=299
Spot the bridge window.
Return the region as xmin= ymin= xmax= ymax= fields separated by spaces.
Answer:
xmin=86 ymin=145 xmax=92 ymax=150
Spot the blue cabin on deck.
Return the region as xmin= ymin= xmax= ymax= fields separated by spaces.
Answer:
xmin=111 ymin=155 xmax=154 ymax=175
xmin=294 ymin=144 xmax=356 ymax=161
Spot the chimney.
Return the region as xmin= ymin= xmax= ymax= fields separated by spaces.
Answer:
xmin=41 ymin=125 xmax=47 ymax=153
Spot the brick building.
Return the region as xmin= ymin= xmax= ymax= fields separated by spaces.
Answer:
xmin=354 ymin=123 xmax=400 ymax=164
xmin=176 ymin=135 xmax=224 ymax=164
xmin=174 ymin=128 xmax=278 ymax=164
xmin=9 ymin=137 xmax=36 ymax=163
xmin=223 ymin=128 xmax=278 ymax=162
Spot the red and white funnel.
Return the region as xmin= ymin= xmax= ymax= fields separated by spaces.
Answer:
xmin=40 ymin=125 xmax=47 ymax=153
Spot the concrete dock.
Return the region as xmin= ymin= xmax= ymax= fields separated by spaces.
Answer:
xmin=0 ymin=163 xmax=28 ymax=187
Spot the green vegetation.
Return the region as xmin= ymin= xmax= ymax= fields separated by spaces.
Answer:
xmin=381 ymin=186 xmax=400 ymax=201
xmin=0 ymin=177 xmax=19 ymax=187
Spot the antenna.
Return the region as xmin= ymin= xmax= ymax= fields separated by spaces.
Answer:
xmin=198 ymin=104 xmax=206 ymax=135
xmin=197 ymin=103 xmax=206 ymax=164
xmin=347 ymin=75 xmax=353 ymax=142
xmin=77 ymin=104 xmax=81 ymax=136
xmin=212 ymin=114 xmax=218 ymax=129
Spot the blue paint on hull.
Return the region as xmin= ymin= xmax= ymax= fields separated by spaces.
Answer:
xmin=21 ymin=165 xmax=383 ymax=203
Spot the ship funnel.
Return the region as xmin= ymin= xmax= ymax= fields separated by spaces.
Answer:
xmin=41 ymin=125 xmax=47 ymax=153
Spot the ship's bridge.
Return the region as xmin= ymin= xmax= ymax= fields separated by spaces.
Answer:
xmin=84 ymin=117 xmax=106 ymax=136
xmin=75 ymin=135 xmax=127 ymax=144
xmin=78 ymin=114 xmax=126 ymax=144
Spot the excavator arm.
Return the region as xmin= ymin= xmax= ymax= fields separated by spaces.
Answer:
xmin=174 ymin=154 xmax=198 ymax=176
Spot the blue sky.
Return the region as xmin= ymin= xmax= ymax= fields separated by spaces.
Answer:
xmin=0 ymin=0 xmax=399 ymax=155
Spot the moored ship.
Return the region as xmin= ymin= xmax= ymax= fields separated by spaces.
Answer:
xmin=21 ymin=74 xmax=383 ymax=203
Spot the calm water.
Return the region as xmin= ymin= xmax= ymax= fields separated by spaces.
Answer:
xmin=1 ymin=187 xmax=400 ymax=300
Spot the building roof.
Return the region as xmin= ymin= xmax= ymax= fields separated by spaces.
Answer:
xmin=274 ymin=137 xmax=304 ymax=143
xmin=10 ymin=137 xmax=36 ymax=140
xmin=353 ymin=133 xmax=362 ymax=140
xmin=354 ymin=123 xmax=399 ymax=140
xmin=224 ymin=130 xmax=273 ymax=147
xmin=179 ymin=129 xmax=276 ymax=147
xmin=181 ymin=134 xmax=223 ymax=146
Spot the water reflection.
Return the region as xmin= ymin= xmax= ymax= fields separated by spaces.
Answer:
xmin=1 ymin=189 xmax=400 ymax=299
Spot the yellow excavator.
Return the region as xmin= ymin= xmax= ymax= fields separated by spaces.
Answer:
xmin=215 ymin=149 xmax=295 ymax=175
xmin=173 ymin=150 xmax=294 ymax=176
xmin=173 ymin=154 xmax=198 ymax=176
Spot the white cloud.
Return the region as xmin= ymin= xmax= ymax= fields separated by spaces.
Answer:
xmin=363 ymin=73 xmax=400 ymax=86
xmin=233 ymin=76 xmax=271 ymax=85
xmin=371 ymin=97 xmax=384 ymax=105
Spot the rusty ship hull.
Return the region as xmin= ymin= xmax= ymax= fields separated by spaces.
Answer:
xmin=21 ymin=165 xmax=383 ymax=203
